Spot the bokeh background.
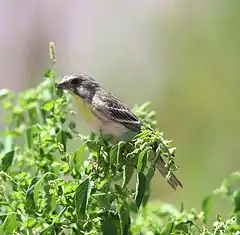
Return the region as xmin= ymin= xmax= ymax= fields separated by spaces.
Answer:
xmin=1 ymin=1 xmax=240 ymax=216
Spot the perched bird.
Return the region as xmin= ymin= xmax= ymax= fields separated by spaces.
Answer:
xmin=56 ymin=73 xmax=183 ymax=190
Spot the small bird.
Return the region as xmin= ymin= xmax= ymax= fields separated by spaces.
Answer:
xmin=56 ymin=73 xmax=183 ymax=190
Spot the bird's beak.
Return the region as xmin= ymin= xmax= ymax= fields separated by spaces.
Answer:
xmin=56 ymin=80 xmax=68 ymax=89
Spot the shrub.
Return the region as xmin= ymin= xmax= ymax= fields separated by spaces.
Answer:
xmin=0 ymin=43 xmax=239 ymax=234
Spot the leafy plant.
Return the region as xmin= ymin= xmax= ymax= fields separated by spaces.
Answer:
xmin=0 ymin=43 xmax=239 ymax=234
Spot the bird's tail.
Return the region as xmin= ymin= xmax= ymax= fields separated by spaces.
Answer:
xmin=155 ymin=156 xmax=183 ymax=190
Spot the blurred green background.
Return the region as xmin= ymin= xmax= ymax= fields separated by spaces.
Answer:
xmin=1 ymin=1 xmax=240 ymax=216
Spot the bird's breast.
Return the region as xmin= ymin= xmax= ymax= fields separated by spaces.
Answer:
xmin=73 ymin=94 xmax=136 ymax=140
xmin=73 ymin=94 xmax=101 ymax=128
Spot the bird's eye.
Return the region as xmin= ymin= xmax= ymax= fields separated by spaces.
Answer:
xmin=71 ymin=78 xmax=79 ymax=85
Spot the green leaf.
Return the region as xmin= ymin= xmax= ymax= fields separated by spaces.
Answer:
xmin=0 ymin=142 xmax=4 ymax=153
xmin=233 ymin=190 xmax=240 ymax=213
xmin=44 ymin=185 xmax=57 ymax=213
xmin=39 ymin=225 xmax=56 ymax=235
xmin=26 ymin=173 xmax=54 ymax=214
xmin=102 ymin=215 xmax=118 ymax=235
xmin=116 ymin=141 xmax=125 ymax=165
xmin=109 ymin=145 xmax=117 ymax=167
xmin=122 ymin=164 xmax=135 ymax=188
xmin=162 ymin=221 xmax=174 ymax=235
xmin=137 ymin=150 xmax=147 ymax=172
xmin=135 ymin=172 xmax=147 ymax=208
xmin=202 ymin=195 xmax=213 ymax=223
xmin=33 ymin=178 xmax=43 ymax=210
xmin=142 ymin=160 xmax=155 ymax=206
xmin=0 ymin=89 xmax=10 ymax=100
xmin=175 ymin=221 xmax=191 ymax=233
xmin=73 ymin=144 xmax=86 ymax=174
xmin=2 ymin=212 xmax=17 ymax=235
xmin=109 ymin=146 xmax=118 ymax=174
xmin=22 ymin=217 xmax=36 ymax=228
xmin=85 ymin=139 xmax=102 ymax=153
xmin=26 ymin=127 xmax=33 ymax=149
xmin=95 ymin=194 xmax=111 ymax=210
xmin=57 ymin=130 xmax=67 ymax=152
xmin=25 ymin=177 xmax=40 ymax=213
xmin=42 ymin=100 xmax=55 ymax=111
xmin=75 ymin=178 xmax=93 ymax=219
xmin=109 ymin=141 xmax=125 ymax=167
xmin=119 ymin=202 xmax=130 ymax=235
xmin=1 ymin=150 xmax=15 ymax=172
xmin=44 ymin=69 xmax=56 ymax=79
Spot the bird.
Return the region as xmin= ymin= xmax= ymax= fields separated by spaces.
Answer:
xmin=56 ymin=73 xmax=183 ymax=190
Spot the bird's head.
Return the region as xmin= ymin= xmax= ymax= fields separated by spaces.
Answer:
xmin=56 ymin=73 xmax=100 ymax=100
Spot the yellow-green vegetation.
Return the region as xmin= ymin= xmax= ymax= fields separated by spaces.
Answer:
xmin=0 ymin=69 xmax=239 ymax=234
xmin=0 ymin=43 xmax=239 ymax=234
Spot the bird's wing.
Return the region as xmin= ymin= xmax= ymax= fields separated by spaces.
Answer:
xmin=92 ymin=89 xmax=142 ymax=132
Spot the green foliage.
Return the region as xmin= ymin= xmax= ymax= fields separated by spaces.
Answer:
xmin=0 ymin=67 xmax=180 ymax=234
xmin=132 ymin=172 xmax=240 ymax=235
xmin=0 ymin=45 xmax=239 ymax=234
